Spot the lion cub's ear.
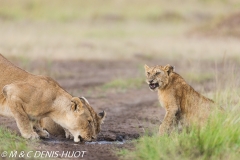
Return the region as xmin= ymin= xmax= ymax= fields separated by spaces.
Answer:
xmin=98 ymin=111 xmax=106 ymax=124
xmin=71 ymin=97 xmax=84 ymax=112
xmin=163 ymin=64 xmax=174 ymax=75
xmin=144 ymin=64 xmax=150 ymax=71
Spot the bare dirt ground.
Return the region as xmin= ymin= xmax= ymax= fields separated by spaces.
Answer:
xmin=0 ymin=58 xmax=166 ymax=160
xmin=0 ymin=56 xmax=239 ymax=160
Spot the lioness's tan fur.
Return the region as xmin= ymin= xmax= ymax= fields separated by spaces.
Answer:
xmin=40 ymin=101 xmax=106 ymax=138
xmin=144 ymin=64 xmax=214 ymax=135
xmin=0 ymin=54 xmax=105 ymax=142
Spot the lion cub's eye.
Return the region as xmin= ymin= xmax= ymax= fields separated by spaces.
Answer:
xmin=147 ymin=72 xmax=150 ymax=76
xmin=155 ymin=72 xmax=161 ymax=75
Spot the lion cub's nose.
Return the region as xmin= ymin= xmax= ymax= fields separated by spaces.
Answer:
xmin=149 ymin=80 xmax=153 ymax=83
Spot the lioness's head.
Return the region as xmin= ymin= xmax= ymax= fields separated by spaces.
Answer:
xmin=67 ymin=97 xmax=106 ymax=142
xmin=144 ymin=64 xmax=174 ymax=91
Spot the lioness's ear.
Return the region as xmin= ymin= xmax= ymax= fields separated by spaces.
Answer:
xmin=144 ymin=64 xmax=150 ymax=71
xmin=98 ymin=111 xmax=106 ymax=124
xmin=71 ymin=97 xmax=83 ymax=112
xmin=79 ymin=97 xmax=90 ymax=105
xmin=164 ymin=64 xmax=174 ymax=75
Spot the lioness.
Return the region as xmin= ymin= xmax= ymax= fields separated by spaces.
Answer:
xmin=144 ymin=64 xmax=214 ymax=135
xmin=0 ymin=54 xmax=106 ymax=142
xmin=40 ymin=100 xmax=106 ymax=139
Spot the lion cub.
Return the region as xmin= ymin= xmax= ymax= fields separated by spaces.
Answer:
xmin=144 ymin=64 xmax=214 ymax=135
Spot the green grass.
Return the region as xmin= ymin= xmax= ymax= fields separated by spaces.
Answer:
xmin=0 ymin=127 xmax=30 ymax=152
xmin=102 ymin=77 xmax=145 ymax=91
xmin=119 ymin=89 xmax=240 ymax=160
xmin=120 ymin=111 xmax=240 ymax=160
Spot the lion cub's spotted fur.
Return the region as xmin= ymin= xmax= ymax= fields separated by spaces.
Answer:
xmin=144 ymin=64 xmax=214 ymax=135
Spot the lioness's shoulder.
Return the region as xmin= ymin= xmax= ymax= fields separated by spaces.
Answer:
xmin=33 ymin=75 xmax=62 ymax=88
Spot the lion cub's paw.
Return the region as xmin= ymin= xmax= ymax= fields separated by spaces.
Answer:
xmin=159 ymin=125 xmax=167 ymax=136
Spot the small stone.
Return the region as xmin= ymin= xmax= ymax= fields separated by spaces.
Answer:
xmin=116 ymin=135 xmax=124 ymax=142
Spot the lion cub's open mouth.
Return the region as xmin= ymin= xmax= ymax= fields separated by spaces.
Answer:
xmin=149 ymin=83 xmax=159 ymax=90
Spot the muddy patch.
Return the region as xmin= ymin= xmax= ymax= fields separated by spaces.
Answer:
xmin=42 ymin=138 xmax=126 ymax=145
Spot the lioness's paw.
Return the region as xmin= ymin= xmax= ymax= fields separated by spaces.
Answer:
xmin=69 ymin=134 xmax=74 ymax=140
xmin=30 ymin=132 xmax=40 ymax=140
xmin=64 ymin=129 xmax=73 ymax=139
xmin=65 ymin=133 xmax=74 ymax=139
xmin=38 ymin=130 xmax=50 ymax=139
xmin=23 ymin=132 xmax=40 ymax=140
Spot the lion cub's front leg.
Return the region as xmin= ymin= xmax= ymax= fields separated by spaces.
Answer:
xmin=159 ymin=108 xmax=179 ymax=135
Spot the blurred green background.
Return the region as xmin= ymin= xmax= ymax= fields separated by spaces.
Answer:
xmin=0 ymin=0 xmax=240 ymax=61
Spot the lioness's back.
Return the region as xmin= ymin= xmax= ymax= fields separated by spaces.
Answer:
xmin=0 ymin=54 xmax=29 ymax=89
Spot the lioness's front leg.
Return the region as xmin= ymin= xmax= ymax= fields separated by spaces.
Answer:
xmin=8 ymin=101 xmax=39 ymax=139
xmin=63 ymin=128 xmax=74 ymax=139
xmin=159 ymin=108 xmax=178 ymax=135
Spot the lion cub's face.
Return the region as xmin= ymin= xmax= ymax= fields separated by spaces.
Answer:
xmin=144 ymin=64 xmax=174 ymax=91
xmin=68 ymin=97 xmax=106 ymax=142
